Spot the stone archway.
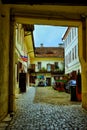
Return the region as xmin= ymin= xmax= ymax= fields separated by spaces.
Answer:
xmin=11 ymin=5 xmax=87 ymax=110
xmin=0 ymin=4 xmax=87 ymax=121
xmin=13 ymin=9 xmax=87 ymax=109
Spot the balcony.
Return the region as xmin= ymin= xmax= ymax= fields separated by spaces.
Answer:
xmin=51 ymin=70 xmax=65 ymax=74
xmin=28 ymin=64 xmax=65 ymax=74
xmin=28 ymin=68 xmax=64 ymax=75
xmin=27 ymin=68 xmax=35 ymax=73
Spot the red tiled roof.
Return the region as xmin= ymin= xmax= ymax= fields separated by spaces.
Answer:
xmin=35 ymin=47 xmax=64 ymax=58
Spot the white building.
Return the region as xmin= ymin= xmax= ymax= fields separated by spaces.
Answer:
xmin=62 ymin=27 xmax=81 ymax=74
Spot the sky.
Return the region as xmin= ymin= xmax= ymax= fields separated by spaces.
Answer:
xmin=33 ymin=25 xmax=68 ymax=47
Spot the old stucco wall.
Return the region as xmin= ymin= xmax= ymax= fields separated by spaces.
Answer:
xmin=0 ymin=6 xmax=10 ymax=121
xmin=79 ymin=19 xmax=87 ymax=110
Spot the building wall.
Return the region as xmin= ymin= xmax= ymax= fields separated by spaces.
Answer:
xmin=15 ymin=23 xmax=34 ymax=92
xmin=0 ymin=6 xmax=10 ymax=121
xmin=63 ymin=27 xmax=81 ymax=74
xmin=29 ymin=57 xmax=64 ymax=86
xmin=15 ymin=24 xmax=28 ymax=94
xmin=31 ymin=57 xmax=64 ymax=72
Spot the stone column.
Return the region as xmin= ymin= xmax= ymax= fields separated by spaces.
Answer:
xmin=82 ymin=18 xmax=87 ymax=110
xmin=79 ymin=17 xmax=87 ymax=110
xmin=0 ymin=6 xmax=11 ymax=121
xmin=8 ymin=12 xmax=15 ymax=113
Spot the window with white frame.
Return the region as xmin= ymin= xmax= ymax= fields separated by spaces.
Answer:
xmin=38 ymin=62 xmax=41 ymax=70
xmin=72 ymin=48 xmax=74 ymax=60
xmin=69 ymin=51 xmax=71 ymax=63
xmin=75 ymin=45 xmax=77 ymax=59
xmin=72 ymin=28 xmax=74 ymax=40
xmin=54 ymin=62 xmax=59 ymax=69
xmin=47 ymin=64 xmax=51 ymax=71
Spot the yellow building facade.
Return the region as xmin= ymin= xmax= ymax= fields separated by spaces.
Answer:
xmin=29 ymin=57 xmax=64 ymax=86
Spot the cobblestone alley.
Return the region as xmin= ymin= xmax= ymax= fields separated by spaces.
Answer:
xmin=1 ymin=87 xmax=87 ymax=130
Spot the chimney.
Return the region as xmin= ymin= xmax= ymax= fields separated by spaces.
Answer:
xmin=58 ymin=43 xmax=64 ymax=47
xmin=40 ymin=43 xmax=43 ymax=47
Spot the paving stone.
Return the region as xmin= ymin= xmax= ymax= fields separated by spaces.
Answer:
xmin=2 ymin=114 xmax=12 ymax=122
xmin=0 ymin=128 xmax=6 ymax=130
xmin=0 ymin=122 xmax=8 ymax=130
xmin=0 ymin=123 xmax=8 ymax=127
xmin=3 ymin=87 xmax=87 ymax=130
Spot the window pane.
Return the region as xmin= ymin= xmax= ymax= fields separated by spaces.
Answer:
xmin=47 ymin=64 xmax=51 ymax=71
xmin=38 ymin=62 xmax=41 ymax=70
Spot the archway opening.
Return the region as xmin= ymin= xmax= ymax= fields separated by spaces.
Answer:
xmin=8 ymin=4 xmax=87 ymax=113
xmin=13 ymin=18 xmax=81 ymax=106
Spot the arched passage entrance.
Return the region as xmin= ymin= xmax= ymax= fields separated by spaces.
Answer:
xmin=0 ymin=4 xmax=87 ymax=120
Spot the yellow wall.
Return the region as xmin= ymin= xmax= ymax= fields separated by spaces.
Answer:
xmin=0 ymin=6 xmax=10 ymax=121
xmin=30 ymin=57 xmax=64 ymax=71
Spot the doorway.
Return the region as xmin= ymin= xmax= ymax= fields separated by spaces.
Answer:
xmin=46 ymin=78 xmax=51 ymax=86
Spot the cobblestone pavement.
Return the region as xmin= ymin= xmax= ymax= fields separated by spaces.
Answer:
xmin=5 ymin=87 xmax=87 ymax=130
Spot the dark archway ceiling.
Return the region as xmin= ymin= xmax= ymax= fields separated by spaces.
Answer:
xmin=1 ymin=0 xmax=87 ymax=5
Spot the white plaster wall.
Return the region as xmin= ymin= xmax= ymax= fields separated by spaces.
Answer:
xmin=64 ymin=28 xmax=81 ymax=74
